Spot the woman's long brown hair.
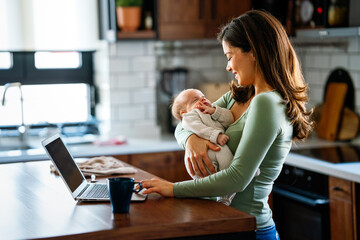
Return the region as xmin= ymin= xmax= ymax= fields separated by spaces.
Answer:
xmin=217 ymin=10 xmax=313 ymax=141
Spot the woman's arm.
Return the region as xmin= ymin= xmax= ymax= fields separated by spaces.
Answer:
xmin=174 ymin=123 xmax=192 ymax=149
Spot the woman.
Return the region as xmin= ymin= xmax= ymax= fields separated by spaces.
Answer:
xmin=142 ymin=10 xmax=312 ymax=240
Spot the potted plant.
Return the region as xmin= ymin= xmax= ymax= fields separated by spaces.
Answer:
xmin=116 ymin=0 xmax=143 ymax=32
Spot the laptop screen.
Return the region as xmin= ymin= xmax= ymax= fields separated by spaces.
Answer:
xmin=44 ymin=137 xmax=84 ymax=192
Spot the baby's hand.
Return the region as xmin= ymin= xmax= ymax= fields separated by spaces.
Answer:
xmin=196 ymin=102 xmax=215 ymax=114
xmin=217 ymin=133 xmax=229 ymax=146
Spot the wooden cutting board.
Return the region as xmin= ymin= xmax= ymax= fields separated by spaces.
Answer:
xmin=317 ymin=82 xmax=348 ymax=140
xmin=337 ymin=107 xmax=360 ymax=140
xmin=313 ymin=105 xmax=360 ymax=141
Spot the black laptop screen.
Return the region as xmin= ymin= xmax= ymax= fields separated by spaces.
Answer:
xmin=45 ymin=138 xmax=84 ymax=192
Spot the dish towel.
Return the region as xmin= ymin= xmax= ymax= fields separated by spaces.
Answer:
xmin=50 ymin=156 xmax=137 ymax=177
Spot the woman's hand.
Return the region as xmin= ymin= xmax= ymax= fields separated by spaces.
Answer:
xmin=185 ymin=134 xmax=220 ymax=178
xmin=141 ymin=178 xmax=174 ymax=197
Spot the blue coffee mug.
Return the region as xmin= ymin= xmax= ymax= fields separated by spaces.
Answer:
xmin=107 ymin=177 xmax=143 ymax=213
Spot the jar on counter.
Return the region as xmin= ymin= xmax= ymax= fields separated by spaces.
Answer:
xmin=328 ymin=0 xmax=349 ymax=27
xmin=144 ymin=12 xmax=153 ymax=30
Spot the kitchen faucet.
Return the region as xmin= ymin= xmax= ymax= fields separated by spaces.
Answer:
xmin=2 ymin=82 xmax=29 ymax=149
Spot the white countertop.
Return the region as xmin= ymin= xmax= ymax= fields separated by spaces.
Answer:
xmin=1 ymin=134 xmax=360 ymax=183
xmin=286 ymin=135 xmax=360 ymax=183
xmin=286 ymin=153 xmax=360 ymax=183
xmin=0 ymin=135 xmax=183 ymax=163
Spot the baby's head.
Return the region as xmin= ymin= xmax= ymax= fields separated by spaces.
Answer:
xmin=171 ymin=89 xmax=211 ymax=120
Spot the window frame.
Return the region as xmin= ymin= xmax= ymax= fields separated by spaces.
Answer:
xmin=0 ymin=51 xmax=98 ymax=137
xmin=0 ymin=51 xmax=94 ymax=85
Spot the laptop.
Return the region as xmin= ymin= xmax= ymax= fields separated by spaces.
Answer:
xmin=42 ymin=133 xmax=146 ymax=202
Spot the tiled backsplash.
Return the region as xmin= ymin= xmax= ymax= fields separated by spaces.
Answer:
xmin=95 ymin=41 xmax=159 ymax=138
xmin=95 ymin=37 xmax=360 ymax=138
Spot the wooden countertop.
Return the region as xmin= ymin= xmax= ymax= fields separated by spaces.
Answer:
xmin=0 ymin=160 xmax=256 ymax=240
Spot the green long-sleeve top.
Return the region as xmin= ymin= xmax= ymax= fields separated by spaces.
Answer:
xmin=174 ymin=90 xmax=293 ymax=229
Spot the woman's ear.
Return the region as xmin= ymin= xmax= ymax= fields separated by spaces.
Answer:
xmin=180 ymin=110 xmax=186 ymax=117
xmin=249 ymin=50 xmax=256 ymax=62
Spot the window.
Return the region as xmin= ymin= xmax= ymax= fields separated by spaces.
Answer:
xmin=35 ymin=51 xmax=81 ymax=69
xmin=0 ymin=52 xmax=12 ymax=69
xmin=0 ymin=51 xmax=98 ymax=137
xmin=0 ymin=83 xmax=90 ymax=126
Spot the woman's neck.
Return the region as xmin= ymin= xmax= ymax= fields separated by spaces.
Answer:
xmin=253 ymin=74 xmax=274 ymax=95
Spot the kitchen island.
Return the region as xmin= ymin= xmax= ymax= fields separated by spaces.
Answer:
xmin=0 ymin=160 xmax=256 ymax=240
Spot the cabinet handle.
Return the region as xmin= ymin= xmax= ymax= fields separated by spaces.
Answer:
xmin=332 ymin=186 xmax=343 ymax=192
xmin=273 ymin=186 xmax=329 ymax=206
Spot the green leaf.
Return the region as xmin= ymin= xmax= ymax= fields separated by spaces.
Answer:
xmin=116 ymin=0 xmax=143 ymax=7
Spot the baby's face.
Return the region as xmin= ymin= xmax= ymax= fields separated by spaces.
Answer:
xmin=183 ymin=89 xmax=211 ymax=113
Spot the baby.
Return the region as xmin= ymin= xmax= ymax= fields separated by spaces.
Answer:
xmin=171 ymin=88 xmax=236 ymax=205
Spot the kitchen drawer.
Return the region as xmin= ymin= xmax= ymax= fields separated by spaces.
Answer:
xmin=129 ymin=152 xmax=179 ymax=181
xmin=329 ymin=176 xmax=352 ymax=201
xmin=112 ymin=154 xmax=131 ymax=163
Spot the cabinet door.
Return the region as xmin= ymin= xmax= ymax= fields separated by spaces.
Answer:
xmin=329 ymin=176 xmax=358 ymax=240
xmin=174 ymin=151 xmax=192 ymax=182
xmin=112 ymin=154 xmax=131 ymax=164
xmin=129 ymin=152 xmax=176 ymax=181
xmin=157 ymin=0 xmax=252 ymax=40
xmin=157 ymin=0 xmax=206 ymax=40
xmin=205 ymin=0 xmax=252 ymax=38
xmin=129 ymin=151 xmax=191 ymax=182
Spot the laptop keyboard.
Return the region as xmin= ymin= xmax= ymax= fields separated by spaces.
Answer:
xmin=82 ymin=184 xmax=109 ymax=199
